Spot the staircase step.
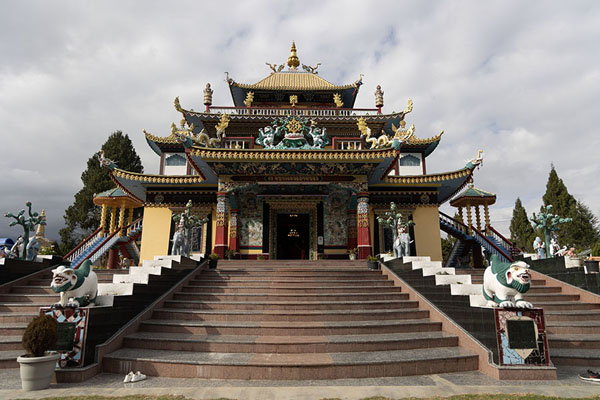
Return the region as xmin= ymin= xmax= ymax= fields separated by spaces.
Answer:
xmin=139 ymin=318 xmax=442 ymax=336
xmin=532 ymin=302 xmax=600 ymax=311
xmin=190 ymin=279 xmax=392 ymax=287
xmin=171 ymin=292 xmax=407 ymax=302
xmin=0 ymin=350 xmax=22 ymax=369
xmin=547 ymin=321 xmax=600 ymax=334
xmin=0 ymin=336 xmax=23 ymax=351
xmin=152 ymin=308 xmax=429 ymax=322
xmin=0 ymin=303 xmax=52 ymax=312
xmin=524 ymin=293 xmax=580 ymax=302
xmin=548 ymin=334 xmax=600 ymax=349
xmin=163 ymin=299 xmax=420 ymax=311
xmin=549 ymin=348 xmax=600 ymax=366
xmin=0 ymin=312 xmax=37 ymax=323
xmin=103 ymin=346 xmax=478 ymax=379
xmin=0 ymin=323 xmax=26 ymax=336
xmin=544 ymin=310 xmax=600 ymax=322
xmin=180 ymin=285 xmax=397 ymax=294
xmin=0 ymin=293 xmax=59 ymax=302
xmin=10 ymin=286 xmax=56 ymax=294
xmin=123 ymin=331 xmax=458 ymax=353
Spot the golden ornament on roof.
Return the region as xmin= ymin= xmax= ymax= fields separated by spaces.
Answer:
xmin=287 ymin=41 xmax=300 ymax=70
xmin=333 ymin=93 xmax=343 ymax=108
xmin=289 ymin=95 xmax=298 ymax=107
xmin=244 ymin=91 xmax=254 ymax=107
xmin=286 ymin=118 xmax=302 ymax=133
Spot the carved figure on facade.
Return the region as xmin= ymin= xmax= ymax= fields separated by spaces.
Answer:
xmin=483 ymin=254 xmax=533 ymax=308
xmin=4 ymin=201 xmax=46 ymax=261
xmin=255 ymin=116 xmax=330 ymax=149
xmin=96 ymin=150 xmax=117 ymax=170
xmin=302 ymin=63 xmax=321 ymax=74
xmin=333 ymin=93 xmax=343 ymax=108
xmin=533 ymin=236 xmax=546 ymax=259
xmin=243 ymin=91 xmax=254 ymax=107
xmin=171 ymin=200 xmax=208 ymax=258
xmin=376 ymin=202 xmax=415 ymax=258
xmin=530 ymin=205 xmax=572 ymax=259
xmin=266 ymin=62 xmax=284 ymax=73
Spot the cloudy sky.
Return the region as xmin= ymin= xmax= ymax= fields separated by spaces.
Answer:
xmin=1 ymin=1 xmax=599 ymax=244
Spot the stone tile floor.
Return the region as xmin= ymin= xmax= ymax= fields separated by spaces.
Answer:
xmin=1 ymin=366 xmax=599 ymax=399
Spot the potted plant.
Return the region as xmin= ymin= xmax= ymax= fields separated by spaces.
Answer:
xmin=224 ymin=249 xmax=235 ymax=260
xmin=208 ymin=253 xmax=220 ymax=269
xmin=17 ymin=315 xmax=60 ymax=391
xmin=348 ymin=248 xmax=357 ymax=261
xmin=367 ymin=255 xmax=379 ymax=270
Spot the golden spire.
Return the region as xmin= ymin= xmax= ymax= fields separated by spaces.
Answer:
xmin=287 ymin=41 xmax=300 ymax=70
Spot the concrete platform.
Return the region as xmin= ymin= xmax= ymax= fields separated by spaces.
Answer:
xmin=0 ymin=366 xmax=598 ymax=399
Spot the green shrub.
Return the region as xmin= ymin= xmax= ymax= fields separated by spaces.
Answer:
xmin=22 ymin=315 xmax=58 ymax=357
xmin=208 ymin=253 xmax=220 ymax=261
xmin=366 ymin=255 xmax=378 ymax=261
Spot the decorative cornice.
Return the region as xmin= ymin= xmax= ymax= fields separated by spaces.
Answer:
xmin=383 ymin=167 xmax=471 ymax=184
xmin=113 ymin=169 xmax=204 ymax=184
xmin=144 ymin=130 xmax=179 ymax=144
xmin=405 ymin=131 xmax=444 ymax=145
xmin=189 ymin=148 xmax=396 ymax=162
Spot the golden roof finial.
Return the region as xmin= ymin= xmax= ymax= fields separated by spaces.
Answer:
xmin=287 ymin=41 xmax=300 ymax=70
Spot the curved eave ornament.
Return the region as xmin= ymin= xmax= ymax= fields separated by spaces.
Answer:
xmin=381 ymin=149 xmax=484 ymax=204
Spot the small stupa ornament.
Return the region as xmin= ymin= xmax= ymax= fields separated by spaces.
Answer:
xmin=287 ymin=41 xmax=300 ymax=70
xmin=375 ymin=85 xmax=384 ymax=108
xmin=203 ymin=83 xmax=213 ymax=107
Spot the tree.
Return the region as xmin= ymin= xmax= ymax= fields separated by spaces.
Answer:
xmin=58 ymin=131 xmax=143 ymax=255
xmin=542 ymin=165 xmax=599 ymax=250
xmin=509 ymin=197 xmax=537 ymax=252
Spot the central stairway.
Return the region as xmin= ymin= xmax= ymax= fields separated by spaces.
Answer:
xmin=103 ymin=260 xmax=478 ymax=379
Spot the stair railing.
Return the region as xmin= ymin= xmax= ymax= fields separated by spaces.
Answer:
xmin=487 ymin=225 xmax=523 ymax=257
xmin=64 ymin=226 xmax=104 ymax=262
xmin=439 ymin=212 xmax=469 ymax=235
xmin=470 ymin=226 xmax=514 ymax=263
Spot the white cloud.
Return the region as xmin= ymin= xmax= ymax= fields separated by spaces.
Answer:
xmin=1 ymin=0 xmax=599 ymax=243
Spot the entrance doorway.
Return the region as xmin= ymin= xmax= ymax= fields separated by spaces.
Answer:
xmin=276 ymin=213 xmax=310 ymax=259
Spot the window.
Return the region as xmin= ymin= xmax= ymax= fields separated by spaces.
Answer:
xmin=165 ymin=154 xmax=186 ymax=166
xmin=399 ymin=154 xmax=420 ymax=167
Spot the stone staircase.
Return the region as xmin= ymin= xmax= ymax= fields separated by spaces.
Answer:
xmin=391 ymin=256 xmax=600 ymax=367
xmin=0 ymin=268 xmax=128 ymax=368
xmin=103 ymin=260 xmax=478 ymax=379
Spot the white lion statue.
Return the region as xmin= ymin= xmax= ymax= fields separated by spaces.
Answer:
xmin=483 ymin=254 xmax=533 ymax=308
xmin=51 ymin=260 xmax=98 ymax=307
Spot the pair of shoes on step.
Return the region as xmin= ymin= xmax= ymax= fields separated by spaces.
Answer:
xmin=123 ymin=371 xmax=147 ymax=383
xmin=579 ymin=370 xmax=600 ymax=382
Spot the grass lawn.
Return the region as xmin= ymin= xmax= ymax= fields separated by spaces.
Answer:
xmin=12 ymin=395 xmax=600 ymax=400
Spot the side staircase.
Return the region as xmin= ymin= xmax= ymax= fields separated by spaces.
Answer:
xmin=103 ymin=260 xmax=478 ymax=379
xmin=386 ymin=256 xmax=600 ymax=367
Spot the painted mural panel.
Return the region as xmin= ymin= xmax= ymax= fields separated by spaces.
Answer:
xmin=324 ymin=189 xmax=349 ymax=246
xmin=238 ymin=191 xmax=263 ymax=247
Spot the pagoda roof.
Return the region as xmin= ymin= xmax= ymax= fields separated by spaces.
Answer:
xmin=450 ymin=184 xmax=496 ymax=207
xmin=93 ymin=187 xmax=143 ymax=208
xmin=108 ymin=168 xmax=207 ymax=203
xmin=235 ymin=71 xmax=356 ymax=91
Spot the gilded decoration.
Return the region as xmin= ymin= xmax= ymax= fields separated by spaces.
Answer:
xmin=190 ymin=148 xmax=395 ymax=161
xmin=243 ymin=92 xmax=254 ymax=107
xmin=216 ymin=194 xmax=228 ymax=227
xmin=238 ymin=192 xmax=262 ymax=247
xmin=324 ymin=189 xmax=349 ymax=246
xmin=357 ymin=196 xmax=370 ymax=228
xmin=333 ymin=93 xmax=343 ymax=108
xmin=209 ymin=162 xmax=375 ymax=176
xmin=289 ymin=95 xmax=298 ymax=107
xmin=375 ymin=85 xmax=384 ymax=108
xmin=254 ymin=116 xmax=330 ymax=150
xmin=113 ymin=169 xmax=204 ymax=184
xmin=287 ymin=41 xmax=300 ymax=69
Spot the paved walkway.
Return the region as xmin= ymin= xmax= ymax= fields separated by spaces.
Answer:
xmin=1 ymin=367 xmax=599 ymax=399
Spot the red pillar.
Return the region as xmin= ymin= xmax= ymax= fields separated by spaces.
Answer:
xmin=229 ymin=209 xmax=239 ymax=254
xmin=347 ymin=208 xmax=357 ymax=250
xmin=357 ymin=193 xmax=372 ymax=259
xmin=106 ymin=248 xmax=119 ymax=269
xmin=213 ymin=192 xmax=229 ymax=258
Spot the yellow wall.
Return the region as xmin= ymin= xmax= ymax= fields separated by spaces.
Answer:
xmin=139 ymin=207 xmax=172 ymax=264
xmin=412 ymin=206 xmax=442 ymax=261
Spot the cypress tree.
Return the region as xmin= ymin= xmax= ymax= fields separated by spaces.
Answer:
xmin=541 ymin=165 xmax=600 ymax=249
xmin=509 ymin=197 xmax=536 ymax=252
xmin=58 ymin=131 xmax=143 ymax=254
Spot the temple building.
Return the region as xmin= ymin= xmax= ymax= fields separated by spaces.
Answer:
xmin=102 ymin=42 xmax=483 ymax=262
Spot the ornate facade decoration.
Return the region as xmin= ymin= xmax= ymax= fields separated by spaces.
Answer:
xmin=255 ymin=116 xmax=331 ymax=150
xmin=203 ymin=83 xmax=213 ymax=106
xmin=243 ymin=91 xmax=254 ymax=107
xmin=375 ymin=85 xmax=384 ymax=108
xmin=333 ymin=93 xmax=343 ymax=108
xmin=216 ymin=194 xmax=229 ymax=227
xmin=357 ymin=196 xmax=370 ymax=228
